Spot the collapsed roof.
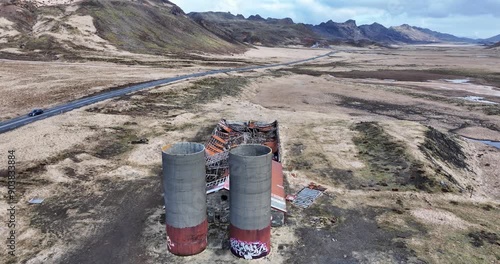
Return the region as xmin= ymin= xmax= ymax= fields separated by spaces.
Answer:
xmin=204 ymin=119 xmax=286 ymax=213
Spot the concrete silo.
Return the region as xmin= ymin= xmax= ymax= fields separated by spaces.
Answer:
xmin=161 ymin=142 xmax=208 ymax=256
xmin=228 ymin=144 xmax=273 ymax=259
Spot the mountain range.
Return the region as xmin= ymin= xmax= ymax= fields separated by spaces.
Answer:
xmin=0 ymin=0 xmax=499 ymax=57
xmin=189 ymin=12 xmax=498 ymax=47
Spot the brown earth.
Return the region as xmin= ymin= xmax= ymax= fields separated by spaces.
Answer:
xmin=0 ymin=45 xmax=499 ymax=264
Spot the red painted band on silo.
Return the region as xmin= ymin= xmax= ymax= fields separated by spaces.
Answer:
xmin=166 ymin=219 xmax=208 ymax=256
xmin=229 ymin=224 xmax=271 ymax=259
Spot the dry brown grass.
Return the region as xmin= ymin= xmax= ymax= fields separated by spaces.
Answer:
xmin=1 ymin=45 xmax=499 ymax=264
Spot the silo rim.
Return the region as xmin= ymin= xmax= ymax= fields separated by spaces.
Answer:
xmin=230 ymin=144 xmax=272 ymax=157
xmin=162 ymin=142 xmax=206 ymax=156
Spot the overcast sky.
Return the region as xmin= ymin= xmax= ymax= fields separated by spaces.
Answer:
xmin=174 ymin=0 xmax=500 ymax=39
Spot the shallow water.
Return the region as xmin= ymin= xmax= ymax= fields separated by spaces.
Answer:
xmin=480 ymin=140 xmax=500 ymax=149
xmin=460 ymin=96 xmax=498 ymax=104
xmin=444 ymin=79 xmax=470 ymax=84
xmin=466 ymin=137 xmax=500 ymax=149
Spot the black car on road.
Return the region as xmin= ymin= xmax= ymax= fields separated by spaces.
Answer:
xmin=28 ymin=109 xmax=44 ymax=117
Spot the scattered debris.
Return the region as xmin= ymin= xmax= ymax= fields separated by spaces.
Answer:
xmin=28 ymin=198 xmax=44 ymax=204
xmin=202 ymin=119 xmax=286 ymax=235
xmin=205 ymin=119 xmax=281 ymax=193
xmin=271 ymin=210 xmax=285 ymax=227
xmin=130 ymin=138 xmax=149 ymax=144
xmin=308 ymin=182 xmax=327 ymax=192
xmin=309 ymin=216 xmax=337 ymax=228
xmin=204 ymin=120 xmax=286 ymax=216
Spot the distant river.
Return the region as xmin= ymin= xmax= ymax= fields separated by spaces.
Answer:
xmin=465 ymin=137 xmax=500 ymax=150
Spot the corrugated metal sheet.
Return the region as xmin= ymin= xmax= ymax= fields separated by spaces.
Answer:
xmin=271 ymin=160 xmax=286 ymax=213
xmin=292 ymin=187 xmax=323 ymax=208
xmin=166 ymin=220 xmax=208 ymax=256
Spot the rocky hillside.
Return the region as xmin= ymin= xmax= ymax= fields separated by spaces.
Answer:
xmin=0 ymin=0 xmax=245 ymax=58
xmin=2 ymin=0 xmax=494 ymax=57
xmin=391 ymin=24 xmax=476 ymax=43
xmin=358 ymin=23 xmax=412 ymax=43
xmin=0 ymin=0 xmax=36 ymax=37
xmin=188 ymin=12 xmax=318 ymax=46
xmin=488 ymin=41 xmax=500 ymax=49
xmin=390 ymin=24 xmax=440 ymax=42
xmin=79 ymin=1 xmax=245 ymax=54
xmin=312 ymin=20 xmax=365 ymax=41
xmin=314 ymin=20 xmax=478 ymax=44
xmin=484 ymin=34 xmax=500 ymax=43
xmin=189 ymin=12 xmax=480 ymax=46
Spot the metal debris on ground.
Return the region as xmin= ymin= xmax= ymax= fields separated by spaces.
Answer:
xmin=28 ymin=198 xmax=44 ymax=204
xmin=286 ymin=195 xmax=296 ymax=202
xmin=204 ymin=119 xmax=287 ymax=216
xmin=271 ymin=210 xmax=285 ymax=227
xmin=308 ymin=182 xmax=327 ymax=192
xmin=130 ymin=138 xmax=149 ymax=144
xmin=292 ymin=182 xmax=327 ymax=208
xmin=205 ymin=119 xmax=281 ymax=193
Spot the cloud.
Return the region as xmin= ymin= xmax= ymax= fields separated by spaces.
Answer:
xmin=173 ymin=0 xmax=500 ymax=38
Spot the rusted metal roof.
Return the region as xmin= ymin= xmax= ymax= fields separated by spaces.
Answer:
xmin=204 ymin=119 xmax=286 ymax=213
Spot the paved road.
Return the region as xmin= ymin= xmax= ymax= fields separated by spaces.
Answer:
xmin=0 ymin=51 xmax=334 ymax=134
